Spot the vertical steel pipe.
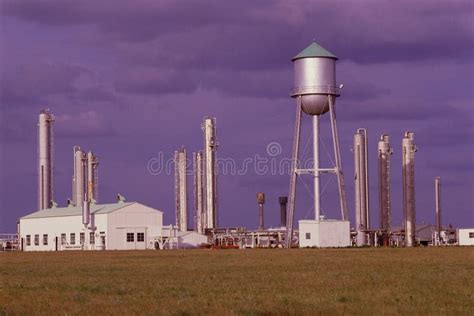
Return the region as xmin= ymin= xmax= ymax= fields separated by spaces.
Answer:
xmin=402 ymin=132 xmax=417 ymax=247
xmin=38 ymin=110 xmax=54 ymax=210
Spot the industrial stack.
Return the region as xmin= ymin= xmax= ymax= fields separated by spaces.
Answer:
xmin=175 ymin=117 xmax=219 ymax=233
xmin=38 ymin=109 xmax=55 ymax=210
xmin=174 ymin=147 xmax=188 ymax=232
xmin=434 ymin=176 xmax=442 ymax=245
xmin=353 ymin=128 xmax=370 ymax=246
xmin=72 ymin=146 xmax=99 ymax=207
xmin=202 ymin=117 xmax=218 ymax=230
xmin=378 ymin=135 xmax=393 ymax=245
xmin=193 ymin=151 xmax=204 ymax=233
xmin=402 ymin=132 xmax=417 ymax=247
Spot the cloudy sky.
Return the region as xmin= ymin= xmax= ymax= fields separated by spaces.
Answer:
xmin=0 ymin=0 xmax=473 ymax=232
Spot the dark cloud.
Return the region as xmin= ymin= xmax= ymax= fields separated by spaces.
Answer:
xmin=0 ymin=62 xmax=87 ymax=106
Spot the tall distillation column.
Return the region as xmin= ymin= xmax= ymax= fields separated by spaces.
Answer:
xmin=378 ymin=135 xmax=393 ymax=245
xmin=73 ymin=146 xmax=86 ymax=207
xmin=86 ymin=151 xmax=99 ymax=202
xmin=174 ymin=147 xmax=188 ymax=232
xmin=402 ymin=132 xmax=417 ymax=247
xmin=354 ymin=128 xmax=369 ymax=246
xmin=285 ymin=42 xmax=348 ymax=248
xmin=38 ymin=109 xmax=55 ymax=210
xmin=435 ymin=176 xmax=442 ymax=245
xmin=202 ymin=117 xmax=218 ymax=229
xmin=193 ymin=151 xmax=205 ymax=233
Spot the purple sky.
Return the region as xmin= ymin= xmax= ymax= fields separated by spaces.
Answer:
xmin=1 ymin=0 xmax=473 ymax=232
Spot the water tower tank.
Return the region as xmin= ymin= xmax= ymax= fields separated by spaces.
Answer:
xmin=291 ymin=42 xmax=340 ymax=116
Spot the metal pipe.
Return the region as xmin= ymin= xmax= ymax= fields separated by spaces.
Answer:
xmin=313 ymin=115 xmax=321 ymax=220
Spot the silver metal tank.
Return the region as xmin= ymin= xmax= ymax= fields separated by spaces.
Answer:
xmin=291 ymin=42 xmax=340 ymax=116
xmin=82 ymin=200 xmax=90 ymax=225
xmin=354 ymin=128 xmax=369 ymax=246
xmin=402 ymin=132 xmax=417 ymax=247
xmin=38 ymin=110 xmax=54 ymax=210
xmin=86 ymin=151 xmax=99 ymax=202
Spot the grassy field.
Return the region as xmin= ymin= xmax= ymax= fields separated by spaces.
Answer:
xmin=0 ymin=248 xmax=473 ymax=315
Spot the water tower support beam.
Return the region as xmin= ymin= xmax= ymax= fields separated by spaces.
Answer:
xmin=285 ymin=97 xmax=303 ymax=248
xmin=328 ymin=95 xmax=348 ymax=221
xmin=312 ymin=115 xmax=321 ymax=221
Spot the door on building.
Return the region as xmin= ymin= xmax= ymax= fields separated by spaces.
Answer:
xmin=123 ymin=228 xmax=147 ymax=250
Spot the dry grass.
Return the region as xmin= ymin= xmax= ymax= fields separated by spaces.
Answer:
xmin=0 ymin=247 xmax=473 ymax=315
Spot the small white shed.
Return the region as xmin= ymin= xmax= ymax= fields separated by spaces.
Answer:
xmin=457 ymin=228 xmax=474 ymax=246
xmin=299 ymin=219 xmax=350 ymax=248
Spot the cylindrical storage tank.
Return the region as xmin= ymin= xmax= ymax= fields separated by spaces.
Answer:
xmin=291 ymin=42 xmax=339 ymax=116
xmin=73 ymin=147 xmax=85 ymax=206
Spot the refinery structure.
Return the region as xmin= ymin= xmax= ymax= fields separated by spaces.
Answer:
xmin=2 ymin=41 xmax=473 ymax=252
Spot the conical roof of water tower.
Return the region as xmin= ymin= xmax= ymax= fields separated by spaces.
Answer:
xmin=292 ymin=42 xmax=338 ymax=61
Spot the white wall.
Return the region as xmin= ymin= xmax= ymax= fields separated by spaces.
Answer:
xmin=299 ymin=220 xmax=350 ymax=248
xmin=107 ymin=203 xmax=163 ymax=250
xmin=458 ymin=228 xmax=474 ymax=246
xmin=19 ymin=214 xmax=107 ymax=251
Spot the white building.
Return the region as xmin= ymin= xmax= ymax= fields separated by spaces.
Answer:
xmin=19 ymin=200 xmax=163 ymax=251
xmin=299 ymin=220 xmax=350 ymax=248
xmin=457 ymin=228 xmax=474 ymax=246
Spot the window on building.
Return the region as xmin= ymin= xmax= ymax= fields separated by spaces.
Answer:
xmin=305 ymin=232 xmax=311 ymax=240
xmin=61 ymin=233 xmax=66 ymax=245
xmin=126 ymin=233 xmax=134 ymax=242
xmin=469 ymin=232 xmax=474 ymax=238
xmin=137 ymin=232 xmax=145 ymax=242
xmin=90 ymin=232 xmax=95 ymax=244
xmin=80 ymin=232 xmax=85 ymax=245
xmin=26 ymin=235 xmax=31 ymax=246
xmin=70 ymin=233 xmax=76 ymax=245
xmin=34 ymin=234 xmax=39 ymax=246
xmin=43 ymin=234 xmax=48 ymax=245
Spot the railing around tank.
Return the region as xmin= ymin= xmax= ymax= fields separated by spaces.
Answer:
xmin=290 ymin=85 xmax=341 ymax=96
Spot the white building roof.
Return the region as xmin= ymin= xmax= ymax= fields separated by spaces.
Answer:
xmin=20 ymin=202 xmax=137 ymax=219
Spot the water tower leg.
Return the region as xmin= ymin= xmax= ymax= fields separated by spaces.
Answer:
xmin=312 ymin=115 xmax=321 ymax=221
xmin=285 ymin=97 xmax=303 ymax=248
xmin=328 ymin=96 xmax=349 ymax=221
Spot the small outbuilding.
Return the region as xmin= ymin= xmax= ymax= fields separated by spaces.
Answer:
xmin=457 ymin=228 xmax=474 ymax=246
xmin=299 ymin=220 xmax=350 ymax=248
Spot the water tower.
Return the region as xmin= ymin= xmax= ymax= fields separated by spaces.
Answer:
xmin=286 ymin=42 xmax=349 ymax=248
